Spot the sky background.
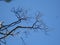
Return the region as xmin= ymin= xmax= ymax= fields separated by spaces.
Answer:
xmin=0 ymin=0 xmax=60 ymax=45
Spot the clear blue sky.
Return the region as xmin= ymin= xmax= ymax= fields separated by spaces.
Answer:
xmin=0 ymin=0 xmax=60 ymax=45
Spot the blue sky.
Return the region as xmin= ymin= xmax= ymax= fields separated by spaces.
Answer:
xmin=0 ymin=0 xmax=60 ymax=45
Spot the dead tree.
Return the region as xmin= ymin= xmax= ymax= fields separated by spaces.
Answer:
xmin=0 ymin=8 xmax=48 ymax=45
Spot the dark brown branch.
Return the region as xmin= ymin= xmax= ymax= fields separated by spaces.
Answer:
xmin=0 ymin=26 xmax=33 ymax=39
xmin=0 ymin=17 xmax=28 ymax=31
xmin=0 ymin=8 xmax=48 ymax=45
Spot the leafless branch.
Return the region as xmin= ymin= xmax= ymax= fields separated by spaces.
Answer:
xmin=0 ymin=8 xmax=48 ymax=45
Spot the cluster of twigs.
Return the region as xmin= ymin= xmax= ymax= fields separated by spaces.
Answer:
xmin=0 ymin=8 xmax=48 ymax=45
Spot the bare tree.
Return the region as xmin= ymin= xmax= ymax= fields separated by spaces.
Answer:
xmin=0 ymin=8 xmax=48 ymax=45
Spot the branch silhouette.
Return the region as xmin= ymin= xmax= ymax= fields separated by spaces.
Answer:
xmin=0 ymin=8 xmax=48 ymax=45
